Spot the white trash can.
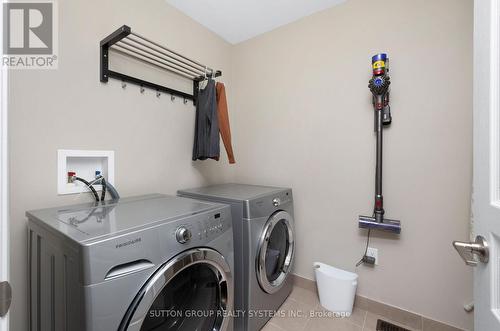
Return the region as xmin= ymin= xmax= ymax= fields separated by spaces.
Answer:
xmin=314 ymin=262 xmax=358 ymax=315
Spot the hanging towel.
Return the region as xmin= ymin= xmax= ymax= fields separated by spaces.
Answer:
xmin=215 ymin=82 xmax=236 ymax=164
xmin=192 ymin=79 xmax=220 ymax=160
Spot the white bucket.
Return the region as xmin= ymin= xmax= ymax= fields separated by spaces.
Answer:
xmin=314 ymin=262 xmax=358 ymax=315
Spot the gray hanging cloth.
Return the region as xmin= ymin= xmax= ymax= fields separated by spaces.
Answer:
xmin=192 ymin=79 xmax=220 ymax=160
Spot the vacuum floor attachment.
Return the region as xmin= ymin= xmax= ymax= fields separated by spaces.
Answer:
xmin=358 ymin=216 xmax=401 ymax=234
xmin=358 ymin=53 xmax=401 ymax=235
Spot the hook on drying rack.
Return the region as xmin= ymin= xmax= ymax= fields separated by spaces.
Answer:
xmin=171 ymin=95 xmax=175 ymax=102
xmin=183 ymin=98 xmax=188 ymax=105
xmin=156 ymin=90 xmax=161 ymax=98
xmin=121 ymin=81 xmax=126 ymax=89
xmin=140 ymin=86 xmax=145 ymax=94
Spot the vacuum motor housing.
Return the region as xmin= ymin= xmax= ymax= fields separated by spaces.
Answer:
xmin=370 ymin=54 xmax=392 ymax=125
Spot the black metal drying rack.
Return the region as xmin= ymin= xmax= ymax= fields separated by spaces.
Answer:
xmin=100 ymin=25 xmax=222 ymax=105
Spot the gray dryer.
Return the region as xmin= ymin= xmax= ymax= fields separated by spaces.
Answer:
xmin=178 ymin=184 xmax=295 ymax=331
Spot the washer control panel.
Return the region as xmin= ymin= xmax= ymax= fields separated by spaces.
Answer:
xmin=174 ymin=211 xmax=228 ymax=245
xmin=197 ymin=212 xmax=227 ymax=240
xmin=175 ymin=226 xmax=192 ymax=244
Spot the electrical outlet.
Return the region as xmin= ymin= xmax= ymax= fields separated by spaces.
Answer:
xmin=367 ymin=247 xmax=378 ymax=265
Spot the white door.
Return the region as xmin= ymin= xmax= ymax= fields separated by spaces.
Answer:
xmin=0 ymin=1 xmax=9 ymax=329
xmin=460 ymin=0 xmax=500 ymax=330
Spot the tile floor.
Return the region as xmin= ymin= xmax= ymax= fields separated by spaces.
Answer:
xmin=262 ymin=286 xmax=420 ymax=331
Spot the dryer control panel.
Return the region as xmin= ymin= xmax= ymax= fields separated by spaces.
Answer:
xmin=272 ymin=192 xmax=292 ymax=207
xmin=247 ymin=189 xmax=293 ymax=218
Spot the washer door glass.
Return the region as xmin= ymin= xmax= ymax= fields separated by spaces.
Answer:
xmin=121 ymin=248 xmax=233 ymax=331
xmin=257 ymin=211 xmax=295 ymax=294
xmin=141 ymin=263 xmax=220 ymax=330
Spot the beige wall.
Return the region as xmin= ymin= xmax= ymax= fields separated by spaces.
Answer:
xmin=230 ymin=0 xmax=473 ymax=329
xmin=9 ymin=0 xmax=474 ymax=330
xmin=8 ymin=0 xmax=234 ymax=330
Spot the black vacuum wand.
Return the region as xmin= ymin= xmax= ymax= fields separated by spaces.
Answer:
xmin=358 ymin=53 xmax=401 ymax=234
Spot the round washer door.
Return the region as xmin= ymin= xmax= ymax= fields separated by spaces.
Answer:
xmin=119 ymin=248 xmax=233 ymax=331
xmin=256 ymin=210 xmax=295 ymax=294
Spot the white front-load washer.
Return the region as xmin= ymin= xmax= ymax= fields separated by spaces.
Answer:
xmin=178 ymin=184 xmax=295 ymax=331
xmin=27 ymin=194 xmax=234 ymax=331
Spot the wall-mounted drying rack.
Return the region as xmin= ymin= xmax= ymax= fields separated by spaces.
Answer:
xmin=100 ymin=25 xmax=222 ymax=105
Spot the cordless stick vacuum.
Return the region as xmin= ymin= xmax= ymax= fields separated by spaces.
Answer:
xmin=358 ymin=53 xmax=402 ymax=234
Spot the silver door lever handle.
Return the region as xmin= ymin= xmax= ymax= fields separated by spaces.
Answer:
xmin=453 ymin=235 xmax=489 ymax=266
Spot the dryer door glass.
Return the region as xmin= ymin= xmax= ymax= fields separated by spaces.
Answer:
xmin=121 ymin=248 xmax=233 ymax=331
xmin=257 ymin=211 xmax=295 ymax=294
xmin=266 ymin=220 xmax=289 ymax=281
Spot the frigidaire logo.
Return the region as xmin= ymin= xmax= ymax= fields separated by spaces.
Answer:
xmin=2 ymin=1 xmax=58 ymax=69
xmin=116 ymin=238 xmax=141 ymax=249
